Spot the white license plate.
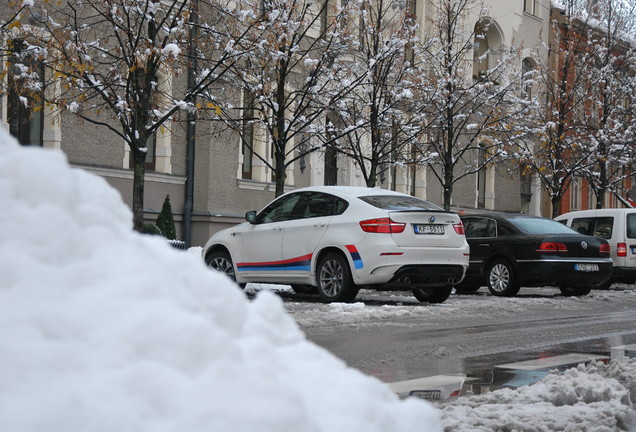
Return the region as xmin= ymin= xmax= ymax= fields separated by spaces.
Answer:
xmin=575 ymin=264 xmax=599 ymax=272
xmin=409 ymin=390 xmax=441 ymax=400
xmin=414 ymin=224 xmax=444 ymax=235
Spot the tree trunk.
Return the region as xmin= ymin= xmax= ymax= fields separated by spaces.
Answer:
xmin=551 ymin=195 xmax=561 ymax=219
xmin=131 ymin=149 xmax=146 ymax=232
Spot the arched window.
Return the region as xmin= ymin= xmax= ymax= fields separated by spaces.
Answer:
xmin=7 ymin=40 xmax=44 ymax=147
xmin=522 ymin=57 xmax=536 ymax=99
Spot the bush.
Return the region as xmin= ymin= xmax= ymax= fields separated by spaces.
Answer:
xmin=156 ymin=195 xmax=177 ymax=240
xmin=143 ymin=223 xmax=162 ymax=235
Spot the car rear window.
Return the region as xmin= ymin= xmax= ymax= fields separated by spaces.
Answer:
xmin=358 ymin=195 xmax=443 ymax=211
xmin=508 ymin=217 xmax=578 ymax=234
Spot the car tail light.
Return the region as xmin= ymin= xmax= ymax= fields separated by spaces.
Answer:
xmin=453 ymin=222 xmax=465 ymax=235
xmin=617 ymin=242 xmax=627 ymax=257
xmin=537 ymin=241 xmax=568 ymax=253
xmin=599 ymin=243 xmax=610 ymax=256
xmin=359 ymin=218 xmax=406 ymax=233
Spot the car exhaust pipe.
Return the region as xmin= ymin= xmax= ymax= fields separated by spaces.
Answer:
xmin=448 ymin=278 xmax=458 ymax=285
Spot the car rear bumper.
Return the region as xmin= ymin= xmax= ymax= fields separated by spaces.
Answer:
xmin=516 ymin=258 xmax=613 ymax=286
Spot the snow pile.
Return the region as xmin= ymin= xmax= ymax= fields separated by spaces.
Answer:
xmin=0 ymin=129 xmax=442 ymax=432
xmin=442 ymin=360 xmax=635 ymax=432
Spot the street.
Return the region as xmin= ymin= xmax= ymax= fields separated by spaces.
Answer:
xmin=248 ymin=284 xmax=636 ymax=389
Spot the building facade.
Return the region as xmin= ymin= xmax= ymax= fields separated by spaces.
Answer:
xmin=2 ymin=0 xmax=557 ymax=246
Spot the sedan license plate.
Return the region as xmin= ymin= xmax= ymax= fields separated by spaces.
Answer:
xmin=409 ymin=390 xmax=441 ymax=400
xmin=414 ymin=224 xmax=444 ymax=235
xmin=575 ymin=263 xmax=599 ymax=272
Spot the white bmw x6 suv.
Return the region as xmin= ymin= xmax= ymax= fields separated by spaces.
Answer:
xmin=202 ymin=186 xmax=469 ymax=303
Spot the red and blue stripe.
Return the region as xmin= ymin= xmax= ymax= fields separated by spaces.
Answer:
xmin=346 ymin=245 xmax=364 ymax=269
xmin=237 ymin=254 xmax=312 ymax=272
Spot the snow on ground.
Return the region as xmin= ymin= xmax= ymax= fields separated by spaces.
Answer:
xmin=0 ymin=129 xmax=440 ymax=431
xmin=441 ymin=360 xmax=635 ymax=432
xmin=247 ymin=284 xmax=636 ymax=330
xmin=1 ymin=128 xmax=634 ymax=431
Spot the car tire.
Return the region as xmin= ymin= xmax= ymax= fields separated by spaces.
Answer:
xmin=412 ymin=286 xmax=453 ymax=303
xmin=559 ymin=285 xmax=592 ymax=296
xmin=291 ymin=284 xmax=318 ymax=295
xmin=206 ymin=250 xmax=237 ymax=281
xmin=486 ymin=259 xmax=520 ymax=297
xmin=454 ymin=285 xmax=481 ymax=294
xmin=316 ymin=252 xmax=358 ymax=302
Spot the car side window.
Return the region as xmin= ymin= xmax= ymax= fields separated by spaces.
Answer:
xmin=497 ymin=223 xmax=515 ymax=237
xmin=299 ymin=192 xmax=349 ymax=219
xmin=256 ymin=193 xmax=303 ymax=224
xmin=571 ymin=217 xmax=594 ymax=235
xmin=593 ymin=217 xmax=613 ymax=239
xmin=463 ymin=218 xmax=496 ymax=239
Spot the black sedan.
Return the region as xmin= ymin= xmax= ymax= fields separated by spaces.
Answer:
xmin=455 ymin=211 xmax=612 ymax=297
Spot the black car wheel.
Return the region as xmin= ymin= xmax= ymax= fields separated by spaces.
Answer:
xmin=316 ymin=252 xmax=358 ymax=302
xmin=412 ymin=286 xmax=453 ymax=303
xmin=559 ymin=285 xmax=592 ymax=296
xmin=486 ymin=259 xmax=520 ymax=297
xmin=291 ymin=284 xmax=318 ymax=295
xmin=206 ymin=250 xmax=236 ymax=281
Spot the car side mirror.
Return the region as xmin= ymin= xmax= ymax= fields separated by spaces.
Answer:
xmin=245 ymin=211 xmax=257 ymax=224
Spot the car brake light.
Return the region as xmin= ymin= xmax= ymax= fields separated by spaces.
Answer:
xmin=537 ymin=241 xmax=568 ymax=253
xmin=599 ymin=243 xmax=610 ymax=256
xmin=359 ymin=218 xmax=406 ymax=233
xmin=453 ymin=222 xmax=465 ymax=235
xmin=617 ymin=242 xmax=627 ymax=257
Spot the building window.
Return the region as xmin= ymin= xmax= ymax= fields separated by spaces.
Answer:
xmin=522 ymin=58 xmax=536 ymax=99
xmin=524 ymin=0 xmax=538 ymax=16
xmin=570 ymin=177 xmax=581 ymax=210
xmin=477 ymin=144 xmax=487 ymax=208
xmin=320 ymin=0 xmax=329 ymax=33
xmin=241 ymin=90 xmax=255 ymax=180
xmin=7 ymin=40 xmax=44 ymax=147
xmin=324 ymin=118 xmax=338 ymax=185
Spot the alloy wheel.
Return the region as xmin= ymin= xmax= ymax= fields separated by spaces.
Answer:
xmin=489 ymin=263 xmax=510 ymax=293
xmin=319 ymin=258 xmax=344 ymax=297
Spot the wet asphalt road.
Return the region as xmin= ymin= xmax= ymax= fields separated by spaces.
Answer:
xmin=273 ymin=285 xmax=636 ymax=386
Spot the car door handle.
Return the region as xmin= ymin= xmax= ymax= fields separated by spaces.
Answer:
xmin=273 ymin=226 xmax=283 ymax=231
xmin=477 ymin=243 xmax=490 ymax=247
xmin=314 ymin=222 xmax=326 ymax=228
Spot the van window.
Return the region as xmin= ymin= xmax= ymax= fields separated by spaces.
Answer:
xmin=571 ymin=218 xmax=594 ymax=235
xmin=593 ymin=217 xmax=613 ymax=239
xmin=627 ymin=214 xmax=636 ymax=238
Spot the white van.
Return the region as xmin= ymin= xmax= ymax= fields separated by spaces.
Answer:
xmin=555 ymin=208 xmax=636 ymax=288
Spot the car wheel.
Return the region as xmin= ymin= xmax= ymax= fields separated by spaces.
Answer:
xmin=291 ymin=284 xmax=318 ymax=295
xmin=559 ymin=285 xmax=592 ymax=296
xmin=412 ymin=286 xmax=453 ymax=303
xmin=206 ymin=250 xmax=236 ymax=281
xmin=454 ymin=285 xmax=481 ymax=294
xmin=316 ymin=252 xmax=358 ymax=302
xmin=486 ymin=259 xmax=520 ymax=297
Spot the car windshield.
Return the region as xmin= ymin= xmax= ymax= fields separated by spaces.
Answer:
xmin=358 ymin=195 xmax=443 ymax=211
xmin=508 ymin=217 xmax=578 ymax=234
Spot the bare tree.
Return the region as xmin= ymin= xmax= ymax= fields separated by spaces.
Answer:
xmin=13 ymin=0 xmax=251 ymax=231
xmin=323 ymin=0 xmax=421 ymax=188
xmin=413 ymin=0 xmax=529 ymax=210
xmin=223 ymin=0 xmax=356 ymax=197
xmin=576 ymin=0 xmax=636 ymax=208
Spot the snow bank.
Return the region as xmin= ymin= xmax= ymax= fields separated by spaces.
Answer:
xmin=0 ymin=129 xmax=441 ymax=432
xmin=442 ymin=360 xmax=635 ymax=432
